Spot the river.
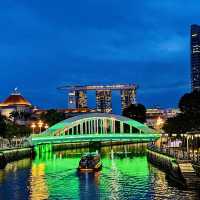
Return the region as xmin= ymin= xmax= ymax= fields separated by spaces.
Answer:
xmin=0 ymin=144 xmax=199 ymax=200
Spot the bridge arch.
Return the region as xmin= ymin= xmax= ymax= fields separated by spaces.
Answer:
xmin=37 ymin=113 xmax=156 ymax=137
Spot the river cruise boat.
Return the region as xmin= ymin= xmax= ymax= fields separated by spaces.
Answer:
xmin=78 ymin=152 xmax=102 ymax=172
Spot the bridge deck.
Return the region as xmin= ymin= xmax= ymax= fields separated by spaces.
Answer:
xmin=31 ymin=133 xmax=160 ymax=145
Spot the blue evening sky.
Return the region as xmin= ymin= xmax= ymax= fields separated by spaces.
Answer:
xmin=0 ymin=0 xmax=198 ymax=112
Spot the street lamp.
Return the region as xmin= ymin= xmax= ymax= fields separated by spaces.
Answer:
xmin=31 ymin=123 xmax=36 ymax=134
xmin=156 ymin=117 xmax=164 ymax=129
xmin=38 ymin=120 xmax=43 ymax=133
xmin=44 ymin=124 xmax=49 ymax=130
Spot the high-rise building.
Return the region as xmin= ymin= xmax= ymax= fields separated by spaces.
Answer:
xmin=58 ymin=84 xmax=137 ymax=113
xmin=76 ymin=90 xmax=87 ymax=108
xmin=120 ymin=89 xmax=136 ymax=111
xmin=68 ymin=90 xmax=87 ymax=109
xmin=96 ymin=90 xmax=112 ymax=113
xmin=191 ymin=24 xmax=200 ymax=91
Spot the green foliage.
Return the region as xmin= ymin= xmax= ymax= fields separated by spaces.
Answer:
xmin=163 ymin=90 xmax=200 ymax=134
xmin=179 ymin=90 xmax=200 ymax=113
xmin=9 ymin=110 xmax=31 ymax=123
xmin=4 ymin=123 xmax=31 ymax=138
xmin=41 ymin=109 xmax=65 ymax=126
xmin=0 ymin=113 xmax=31 ymax=138
xmin=122 ymin=104 xmax=146 ymax=123
xmin=0 ymin=114 xmax=7 ymax=137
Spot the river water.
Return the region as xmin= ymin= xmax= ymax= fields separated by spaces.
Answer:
xmin=0 ymin=144 xmax=199 ymax=200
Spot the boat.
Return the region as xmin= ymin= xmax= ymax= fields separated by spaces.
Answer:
xmin=77 ymin=152 xmax=102 ymax=172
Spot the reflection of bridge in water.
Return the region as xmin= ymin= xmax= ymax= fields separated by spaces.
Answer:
xmin=30 ymin=113 xmax=160 ymax=153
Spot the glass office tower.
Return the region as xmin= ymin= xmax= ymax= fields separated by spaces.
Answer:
xmin=191 ymin=24 xmax=200 ymax=91
xmin=96 ymin=90 xmax=112 ymax=113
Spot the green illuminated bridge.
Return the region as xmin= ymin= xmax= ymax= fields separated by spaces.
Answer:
xmin=29 ymin=113 xmax=160 ymax=152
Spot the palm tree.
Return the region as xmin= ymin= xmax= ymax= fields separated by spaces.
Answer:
xmin=9 ymin=111 xmax=20 ymax=124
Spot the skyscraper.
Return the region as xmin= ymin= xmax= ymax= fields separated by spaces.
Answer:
xmin=191 ymin=24 xmax=200 ymax=91
xmin=96 ymin=90 xmax=112 ymax=113
xmin=121 ymin=89 xmax=136 ymax=111
xmin=58 ymin=84 xmax=137 ymax=113
xmin=68 ymin=90 xmax=87 ymax=109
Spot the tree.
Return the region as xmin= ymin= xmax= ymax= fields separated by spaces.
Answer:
xmin=179 ymin=90 xmax=200 ymax=113
xmin=0 ymin=114 xmax=6 ymax=137
xmin=163 ymin=90 xmax=200 ymax=134
xmin=122 ymin=104 xmax=146 ymax=123
xmin=4 ymin=123 xmax=31 ymax=138
xmin=9 ymin=110 xmax=20 ymax=123
xmin=40 ymin=109 xmax=65 ymax=126
xmin=10 ymin=110 xmax=32 ymax=122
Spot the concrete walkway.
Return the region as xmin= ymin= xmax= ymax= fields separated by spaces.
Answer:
xmin=178 ymin=161 xmax=200 ymax=189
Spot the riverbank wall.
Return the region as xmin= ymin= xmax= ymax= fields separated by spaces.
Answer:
xmin=193 ymin=163 xmax=200 ymax=176
xmin=0 ymin=147 xmax=34 ymax=169
xmin=147 ymin=146 xmax=185 ymax=184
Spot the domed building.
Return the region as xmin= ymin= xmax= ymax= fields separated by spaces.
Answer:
xmin=0 ymin=88 xmax=32 ymax=123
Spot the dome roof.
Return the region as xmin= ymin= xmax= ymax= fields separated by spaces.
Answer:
xmin=0 ymin=89 xmax=31 ymax=107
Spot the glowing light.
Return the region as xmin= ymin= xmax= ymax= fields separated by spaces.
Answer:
xmin=44 ymin=124 xmax=49 ymax=129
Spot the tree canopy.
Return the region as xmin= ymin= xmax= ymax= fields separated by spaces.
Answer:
xmin=163 ymin=90 xmax=200 ymax=134
xmin=41 ymin=109 xmax=65 ymax=126
xmin=0 ymin=114 xmax=7 ymax=137
xmin=122 ymin=103 xmax=146 ymax=123
xmin=0 ymin=113 xmax=31 ymax=138
xmin=179 ymin=90 xmax=200 ymax=113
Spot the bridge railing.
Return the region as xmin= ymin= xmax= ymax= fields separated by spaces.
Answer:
xmin=0 ymin=137 xmax=30 ymax=150
xmin=148 ymin=144 xmax=200 ymax=164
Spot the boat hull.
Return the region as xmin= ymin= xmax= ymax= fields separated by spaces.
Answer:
xmin=77 ymin=164 xmax=102 ymax=173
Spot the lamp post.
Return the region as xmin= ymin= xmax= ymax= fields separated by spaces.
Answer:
xmin=156 ymin=117 xmax=164 ymax=148
xmin=44 ymin=124 xmax=49 ymax=130
xmin=31 ymin=123 xmax=36 ymax=134
xmin=38 ymin=120 xmax=43 ymax=133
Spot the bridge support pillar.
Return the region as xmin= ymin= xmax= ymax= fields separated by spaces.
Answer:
xmin=120 ymin=122 xmax=124 ymax=133
xmin=96 ymin=119 xmax=98 ymax=133
xmin=103 ymin=119 xmax=107 ymax=133
xmin=111 ymin=119 xmax=115 ymax=133
xmin=94 ymin=119 xmax=96 ymax=133
xmin=88 ymin=121 xmax=90 ymax=134
xmin=85 ymin=121 xmax=88 ymax=134
xmin=100 ymin=119 xmax=103 ymax=134
xmin=130 ymin=126 xmax=133 ymax=134
xmin=75 ymin=125 xmax=78 ymax=135
xmin=92 ymin=120 xmax=94 ymax=134
xmin=80 ymin=123 xmax=83 ymax=134
xmin=34 ymin=143 xmax=53 ymax=155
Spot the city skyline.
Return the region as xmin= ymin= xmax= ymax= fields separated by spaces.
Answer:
xmin=0 ymin=1 xmax=198 ymax=109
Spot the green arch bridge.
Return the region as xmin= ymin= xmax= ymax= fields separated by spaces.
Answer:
xmin=29 ymin=113 xmax=160 ymax=152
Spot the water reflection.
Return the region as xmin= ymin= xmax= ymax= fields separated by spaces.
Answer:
xmin=0 ymin=144 xmax=199 ymax=200
xmin=29 ymin=163 xmax=49 ymax=200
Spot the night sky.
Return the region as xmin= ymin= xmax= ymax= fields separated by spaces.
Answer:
xmin=0 ymin=1 xmax=198 ymax=112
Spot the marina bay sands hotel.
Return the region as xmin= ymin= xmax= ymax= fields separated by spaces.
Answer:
xmin=58 ymin=84 xmax=137 ymax=113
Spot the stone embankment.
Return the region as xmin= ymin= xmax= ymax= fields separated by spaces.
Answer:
xmin=147 ymin=145 xmax=200 ymax=189
xmin=0 ymin=147 xmax=34 ymax=169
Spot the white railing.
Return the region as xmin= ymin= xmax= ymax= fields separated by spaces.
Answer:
xmin=0 ymin=137 xmax=30 ymax=150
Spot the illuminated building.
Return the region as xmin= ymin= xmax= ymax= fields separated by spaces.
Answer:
xmin=121 ymin=89 xmax=136 ymax=111
xmin=0 ymin=88 xmax=32 ymax=124
xmin=58 ymin=84 xmax=137 ymax=113
xmin=96 ymin=90 xmax=112 ymax=113
xmin=146 ymin=108 xmax=181 ymax=129
xmin=64 ymin=108 xmax=97 ymax=118
xmin=191 ymin=24 xmax=200 ymax=91
xmin=68 ymin=90 xmax=87 ymax=109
